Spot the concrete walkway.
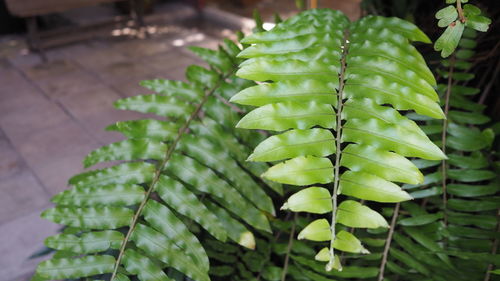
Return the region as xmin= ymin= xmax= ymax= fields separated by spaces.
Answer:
xmin=0 ymin=4 xmax=224 ymax=280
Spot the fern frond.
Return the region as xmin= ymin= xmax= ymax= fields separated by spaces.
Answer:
xmin=232 ymin=8 xmax=445 ymax=271
xmin=34 ymin=39 xmax=280 ymax=281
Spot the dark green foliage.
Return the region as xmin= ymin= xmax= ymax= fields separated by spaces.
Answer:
xmin=383 ymin=27 xmax=500 ymax=281
xmin=33 ymin=39 xmax=281 ymax=281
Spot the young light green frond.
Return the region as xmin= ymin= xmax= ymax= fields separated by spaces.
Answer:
xmin=339 ymin=171 xmax=413 ymax=202
xmin=281 ymin=187 xmax=332 ymax=214
xmin=341 ymin=144 xmax=424 ymax=184
xmin=333 ymin=231 xmax=369 ymax=254
xmin=262 ymin=156 xmax=333 ymax=185
xmin=337 ymin=201 xmax=389 ymax=229
xmin=236 ymin=102 xmax=336 ymax=131
xmin=298 ymin=219 xmax=331 ymax=241
xmin=248 ymin=129 xmax=335 ymax=162
xmin=232 ymin=9 xmax=444 ymax=270
xmin=230 ymin=79 xmax=336 ymax=106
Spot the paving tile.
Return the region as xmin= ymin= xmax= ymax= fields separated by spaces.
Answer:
xmin=8 ymin=272 xmax=35 ymax=281
xmin=50 ymin=42 xmax=99 ymax=61
xmin=14 ymin=120 xmax=99 ymax=195
xmin=0 ymin=131 xmax=22 ymax=180
xmin=0 ymin=170 xmax=49 ymax=224
xmin=18 ymin=59 xmax=80 ymax=81
xmin=0 ymin=128 xmax=50 ymax=224
xmin=7 ymin=52 xmax=43 ymax=70
xmin=74 ymin=44 xmax=128 ymax=70
xmin=0 ymin=94 xmax=72 ymax=143
xmin=34 ymin=68 xmax=104 ymax=100
xmin=58 ymin=86 xmax=145 ymax=144
xmin=0 ymin=207 xmax=59 ymax=281
xmin=0 ymin=62 xmax=35 ymax=94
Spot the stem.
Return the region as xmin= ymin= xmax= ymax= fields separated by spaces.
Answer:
xmin=483 ymin=208 xmax=500 ymax=281
xmin=327 ymin=30 xmax=349 ymax=271
xmin=110 ymin=71 xmax=234 ymax=280
xmin=378 ymin=202 xmax=400 ymax=281
xmin=441 ymin=55 xmax=455 ymax=227
xmin=456 ymin=0 xmax=466 ymax=23
xmin=281 ymin=213 xmax=298 ymax=281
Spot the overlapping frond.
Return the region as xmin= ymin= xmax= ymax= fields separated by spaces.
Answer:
xmin=34 ymin=40 xmax=280 ymax=281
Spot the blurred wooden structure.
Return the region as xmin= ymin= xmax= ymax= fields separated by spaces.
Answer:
xmin=4 ymin=0 xmax=145 ymax=60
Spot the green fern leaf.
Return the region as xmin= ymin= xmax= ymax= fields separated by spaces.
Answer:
xmin=232 ymin=9 xmax=445 ymax=271
xmin=34 ymin=39 xmax=279 ymax=280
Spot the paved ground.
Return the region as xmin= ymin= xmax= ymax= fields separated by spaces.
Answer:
xmin=0 ymin=3 xmax=225 ymax=280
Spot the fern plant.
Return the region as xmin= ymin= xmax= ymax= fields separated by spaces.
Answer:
xmin=376 ymin=27 xmax=499 ymax=281
xmin=231 ymin=8 xmax=446 ymax=271
xmin=33 ymin=39 xmax=283 ymax=281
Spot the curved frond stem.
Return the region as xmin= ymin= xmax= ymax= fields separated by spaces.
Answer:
xmin=378 ymin=202 xmax=400 ymax=281
xmin=110 ymin=71 xmax=235 ymax=280
xmin=441 ymin=55 xmax=455 ymax=227
xmin=483 ymin=208 xmax=500 ymax=281
xmin=280 ymin=212 xmax=298 ymax=281
xmin=327 ymin=29 xmax=350 ymax=271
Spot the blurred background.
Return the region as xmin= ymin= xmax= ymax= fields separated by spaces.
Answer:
xmin=0 ymin=0 xmax=498 ymax=280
